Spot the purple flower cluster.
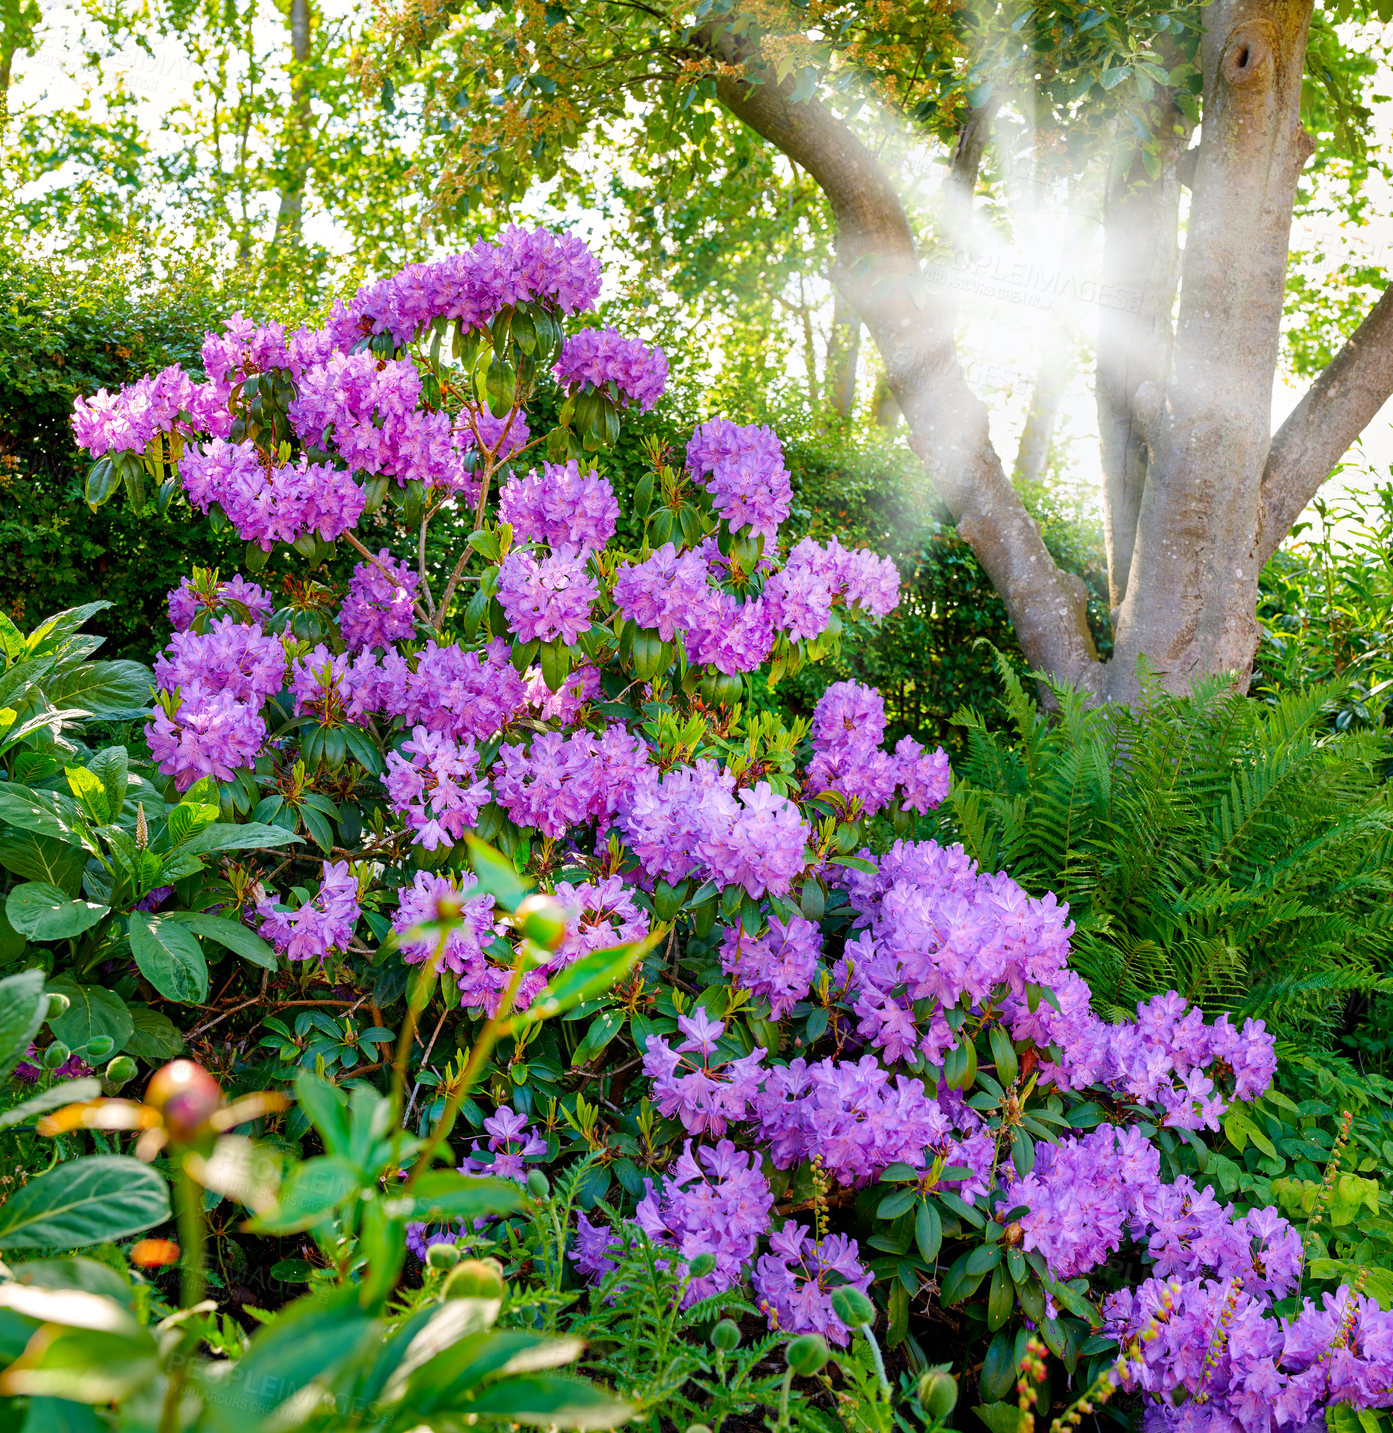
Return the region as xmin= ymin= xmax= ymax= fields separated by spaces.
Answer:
xmin=498 ymin=462 xmax=618 ymax=554
xmin=200 ymin=314 xmax=341 ymax=387
xmin=154 ymin=619 xmax=285 ymax=705
xmin=686 ymin=419 xmax=792 ymax=539
xmin=719 ymin=913 xmax=821 ymax=1019
xmin=631 ymin=1140 xmax=774 ymax=1304
xmin=340 ymin=550 xmax=419 ymax=651
xmin=554 ymin=327 xmax=669 ymax=411
xmin=551 ymin=875 xmax=650 ymax=967
xmin=462 ymin=1105 xmax=548 ymax=1182
xmin=167 ymin=573 xmax=271 ymax=631
xmin=752 ymin=1225 xmax=874 ymax=1347
xmin=332 ymin=225 xmax=602 ymax=348
xmin=642 ymin=1009 xmax=768 ymax=1137
xmin=393 ymin=870 xmax=498 ymax=991
xmin=71 ymin=363 xmax=229 ymax=456
xmin=384 ymin=727 xmax=490 ymax=850
xmin=621 ymin=763 xmax=810 ymax=897
xmin=1107 ymin=1278 xmax=1393 ymax=1430
xmin=491 ymin=727 xmax=648 ymax=839
xmin=256 ymin=859 xmax=360 ymax=960
xmin=612 ymin=543 xmax=710 ymax=640
xmin=148 ymin=688 xmax=266 ymax=791
xmin=496 ymin=550 xmax=598 ymax=645
xmin=180 ymin=440 xmax=365 ymax=549
xmin=392 ymin=639 xmax=529 ymax=743
xmin=805 ymin=682 xmax=948 ymax=817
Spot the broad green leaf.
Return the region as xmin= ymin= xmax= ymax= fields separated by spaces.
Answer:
xmin=1328 ymin=1173 xmax=1380 ymax=1226
xmin=461 ymin=1373 xmax=633 ymax=1429
xmin=162 ymin=911 xmax=277 ymax=969
xmin=395 ymin=1171 xmax=526 ymax=1223
xmin=517 ymin=928 xmax=663 ymax=1025
xmin=127 ymin=912 xmax=209 ymax=1003
xmin=0 ymin=1155 xmax=170 ymax=1250
xmin=972 ymin=1402 xmax=1030 ymax=1433
xmin=293 ymin=1069 xmax=351 ymax=1152
xmin=0 ymin=826 xmax=86 ymax=893
xmin=0 ymin=656 xmax=57 ymax=711
xmin=43 ymin=661 xmax=153 ymax=718
xmin=85 ymin=747 xmax=129 ymax=823
xmin=0 ymin=784 xmax=91 ymax=848
xmin=163 ymin=800 xmax=219 ymax=849
xmin=1 ymin=1325 xmax=158 ymax=1403
xmin=45 ymin=976 xmax=133 ymax=1056
xmin=0 ymin=1079 xmax=103 ymax=1131
xmin=0 ymin=968 xmax=48 ymax=1080
xmin=174 ymin=821 xmax=302 ymax=855
xmin=0 ymin=904 xmax=24 ymax=960
xmin=23 ymin=604 xmax=111 ymax=658
xmin=247 ymin=1156 xmax=359 ymax=1234
xmin=19 ymin=1395 xmax=107 ymax=1432
xmin=123 ymin=1004 xmax=185 ymax=1060
xmin=466 ymin=834 xmax=530 ymax=910
xmin=6 ymin=883 xmax=109 ymax=941
xmin=63 ymin=767 xmax=109 ymax=824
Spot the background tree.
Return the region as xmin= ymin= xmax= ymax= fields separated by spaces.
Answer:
xmin=374 ymin=0 xmax=1393 ymax=702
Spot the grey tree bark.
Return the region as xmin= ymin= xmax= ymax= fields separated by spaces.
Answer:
xmin=704 ymin=0 xmax=1393 ymax=703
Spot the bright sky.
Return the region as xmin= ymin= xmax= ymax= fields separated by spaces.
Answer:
xmin=13 ymin=2 xmax=1393 ymax=529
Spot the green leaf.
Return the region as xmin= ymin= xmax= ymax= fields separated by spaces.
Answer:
xmin=247 ymin=1156 xmax=359 ymax=1234
xmin=123 ymin=1005 xmax=185 ymax=1060
xmin=396 ymin=1172 xmax=526 ymax=1223
xmin=0 ymin=783 xmax=91 ymax=847
xmin=44 ymin=661 xmax=152 ymax=718
xmin=0 ymin=1155 xmax=170 ymax=1251
xmin=127 ymin=912 xmax=209 ymax=1003
xmin=914 ymin=1199 xmax=942 ymax=1262
xmin=163 ymin=912 xmax=277 ymax=970
xmin=973 ymin=1403 xmax=1029 ymax=1433
xmin=6 ymin=883 xmax=109 ymax=941
xmin=0 ymin=826 xmax=87 ymax=893
xmin=459 ymin=1373 xmax=632 ymax=1429
xmin=45 ymin=977 xmax=133 ymax=1056
xmin=466 ymin=835 xmax=531 ymax=911
xmin=0 ymin=968 xmax=49 ymax=1081
xmin=516 ymin=929 xmax=662 ymax=1025
xmin=293 ymin=1069 xmax=351 ymax=1153
xmin=20 ymin=1395 xmax=108 ymax=1432
xmin=173 ymin=822 xmax=303 ymax=855
xmin=86 ymin=747 xmax=129 ymax=822
xmin=164 ymin=800 xmax=219 ymax=849
xmin=0 ymin=1079 xmax=103 ymax=1131
xmin=3 ymin=1325 xmax=158 ymax=1404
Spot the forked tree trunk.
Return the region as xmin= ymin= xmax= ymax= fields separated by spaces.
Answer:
xmin=706 ymin=0 xmax=1393 ymax=703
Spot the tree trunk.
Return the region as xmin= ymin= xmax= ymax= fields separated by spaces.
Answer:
xmin=272 ymin=0 xmax=314 ymax=244
xmin=1015 ymin=356 xmax=1072 ymax=489
xmin=826 ymin=293 xmax=860 ymax=418
xmin=703 ymin=0 xmax=1393 ymax=704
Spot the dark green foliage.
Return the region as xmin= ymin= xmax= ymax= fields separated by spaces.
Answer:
xmin=934 ymin=656 xmax=1393 ymax=1041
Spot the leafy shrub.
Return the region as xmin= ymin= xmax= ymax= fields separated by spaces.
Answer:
xmin=934 ymin=658 xmax=1393 ymax=1044
xmin=3 ymin=228 xmax=1392 ymax=1433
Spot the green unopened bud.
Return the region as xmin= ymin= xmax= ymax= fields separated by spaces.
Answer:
xmin=515 ymin=894 xmax=567 ymax=951
xmin=710 ymin=1319 xmax=740 ymax=1353
xmin=442 ymin=1257 xmax=505 ymax=1302
xmin=85 ymin=1035 xmax=115 ymax=1062
xmin=688 ymin=1252 xmax=716 ymax=1279
xmin=830 ymin=1286 xmax=875 ymax=1328
xmin=45 ymin=993 xmax=70 ymax=1021
xmin=42 ymin=1041 xmax=71 ymax=1070
xmin=105 ymin=1056 xmax=138 ymax=1088
xmin=426 ymin=1242 xmax=461 ymax=1271
xmin=526 ymin=1168 xmax=550 ymax=1199
xmin=916 ymin=1368 xmax=958 ymax=1418
xmin=785 ymin=1334 xmax=829 ymax=1377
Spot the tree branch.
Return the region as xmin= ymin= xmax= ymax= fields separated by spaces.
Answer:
xmin=701 ymin=27 xmax=1099 ymax=688
xmin=1257 ymin=282 xmax=1393 ymax=565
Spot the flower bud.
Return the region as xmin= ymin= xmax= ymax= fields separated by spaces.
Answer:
xmin=515 ymin=894 xmax=568 ymax=951
xmin=105 ymin=1056 xmax=138 ymax=1089
xmin=710 ymin=1319 xmax=740 ymax=1353
xmin=526 ymin=1168 xmax=551 ymax=1199
xmin=42 ymin=1041 xmax=71 ymax=1071
xmin=785 ymin=1334 xmax=829 ymax=1377
xmin=830 ymin=1286 xmax=875 ymax=1329
xmin=426 ymin=1242 xmax=461 ymax=1271
xmin=916 ymin=1368 xmax=958 ymax=1418
xmin=687 ymin=1252 xmax=716 ymax=1279
xmin=687 ymin=1426 xmax=713 ymax=1433
xmin=145 ymin=1060 xmax=224 ymax=1141
xmin=45 ymin=993 xmax=70 ymax=1021
xmin=85 ymin=1035 xmax=115 ymax=1062
xmin=442 ymin=1257 xmax=506 ymax=1302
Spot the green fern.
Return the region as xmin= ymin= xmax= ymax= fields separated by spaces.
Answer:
xmin=930 ymin=671 xmax=1393 ymax=1043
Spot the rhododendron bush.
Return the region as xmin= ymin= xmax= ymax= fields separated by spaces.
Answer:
xmin=69 ymin=227 xmax=1393 ymax=1429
